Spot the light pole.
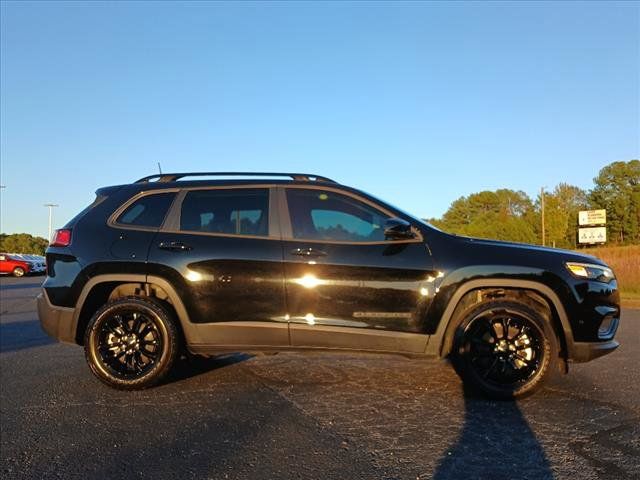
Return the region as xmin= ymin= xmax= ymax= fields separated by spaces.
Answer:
xmin=44 ymin=203 xmax=59 ymax=241
xmin=540 ymin=187 xmax=545 ymax=247
xmin=0 ymin=186 xmax=5 ymax=232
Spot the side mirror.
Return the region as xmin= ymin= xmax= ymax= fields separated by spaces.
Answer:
xmin=384 ymin=218 xmax=415 ymax=240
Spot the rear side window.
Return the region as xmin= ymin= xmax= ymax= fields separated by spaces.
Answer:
xmin=180 ymin=189 xmax=269 ymax=236
xmin=116 ymin=192 xmax=176 ymax=228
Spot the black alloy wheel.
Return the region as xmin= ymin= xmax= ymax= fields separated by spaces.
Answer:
xmin=96 ymin=309 xmax=162 ymax=377
xmin=84 ymin=296 xmax=179 ymax=390
xmin=453 ymin=301 xmax=557 ymax=399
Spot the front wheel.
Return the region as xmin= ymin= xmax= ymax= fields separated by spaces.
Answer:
xmin=84 ymin=296 xmax=180 ymax=390
xmin=12 ymin=267 xmax=25 ymax=277
xmin=452 ymin=301 xmax=558 ymax=399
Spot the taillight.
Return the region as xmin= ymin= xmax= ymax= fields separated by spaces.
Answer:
xmin=50 ymin=229 xmax=72 ymax=247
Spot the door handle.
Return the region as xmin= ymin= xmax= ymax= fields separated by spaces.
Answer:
xmin=290 ymin=247 xmax=327 ymax=258
xmin=158 ymin=241 xmax=192 ymax=252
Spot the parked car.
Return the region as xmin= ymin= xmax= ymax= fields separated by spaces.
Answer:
xmin=37 ymin=172 xmax=620 ymax=398
xmin=11 ymin=254 xmax=46 ymax=274
xmin=0 ymin=253 xmax=32 ymax=277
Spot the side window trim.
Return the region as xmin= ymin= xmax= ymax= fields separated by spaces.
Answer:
xmin=108 ymin=189 xmax=180 ymax=232
xmin=161 ymin=185 xmax=279 ymax=239
xmin=280 ymin=186 xmax=423 ymax=245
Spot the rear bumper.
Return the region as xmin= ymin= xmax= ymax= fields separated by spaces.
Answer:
xmin=571 ymin=339 xmax=619 ymax=363
xmin=37 ymin=289 xmax=77 ymax=344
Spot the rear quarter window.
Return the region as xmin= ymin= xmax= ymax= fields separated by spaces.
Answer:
xmin=115 ymin=192 xmax=176 ymax=228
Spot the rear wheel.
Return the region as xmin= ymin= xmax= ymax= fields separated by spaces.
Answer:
xmin=452 ymin=301 xmax=558 ymax=399
xmin=84 ymin=296 xmax=180 ymax=390
xmin=12 ymin=267 xmax=25 ymax=277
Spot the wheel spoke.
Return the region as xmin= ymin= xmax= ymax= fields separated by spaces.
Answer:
xmin=106 ymin=322 xmax=123 ymax=337
xmin=482 ymin=358 xmax=499 ymax=379
xmin=502 ymin=318 xmax=511 ymax=340
xmin=133 ymin=314 xmax=143 ymax=334
xmin=133 ymin=352 xmax=146 ymax=372
xmin=138 ymin=324 xmax=155 ymax=338
xmin=141 ymin=346 xmax=158 ymax=359
xmin=514 ymin=352 xmax=535 ymax=365
xmin=114 ymin=315 xmax=130 ymax=334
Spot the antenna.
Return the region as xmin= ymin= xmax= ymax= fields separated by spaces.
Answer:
xmin=157 ymin=162 xmax=163 ymax=174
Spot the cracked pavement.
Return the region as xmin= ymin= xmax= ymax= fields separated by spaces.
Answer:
xmin=1 ymin=277 xmax=638 ymax=479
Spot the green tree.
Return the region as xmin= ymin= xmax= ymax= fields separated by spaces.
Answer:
xmin=0 ymin=233 xmax=49 ymax=255
xmin=431 ymin=189 xmax=537 ymax=243
xmin=589 ymin=160 xmax=640 ymax=244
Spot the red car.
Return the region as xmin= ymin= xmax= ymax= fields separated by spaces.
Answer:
xmin=0 ymin=253 xmax=32 ymax=277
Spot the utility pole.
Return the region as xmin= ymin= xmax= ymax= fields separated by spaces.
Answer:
xmin=540 ymin=187 xmax=545 ymax=247
xmin=44 ymin=203 xmax=59 ymax=241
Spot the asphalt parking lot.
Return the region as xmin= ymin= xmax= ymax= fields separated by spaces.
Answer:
xmin=1 ymin=276 xmax=638 ymax=480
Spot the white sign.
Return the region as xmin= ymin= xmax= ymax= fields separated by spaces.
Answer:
xmin=578 ymin=227 xmax=607 ymax=244
xmin=578 ymin=209 xmax=606 ymax=226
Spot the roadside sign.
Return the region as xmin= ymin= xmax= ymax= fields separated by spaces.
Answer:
xmin=578 ymin=227 xmax=607 ymax=244
xmin=578 ymin=209 xmax=606 ymax=226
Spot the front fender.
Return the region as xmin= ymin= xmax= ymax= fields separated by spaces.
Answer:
xmin=424 ymin=270 xmax=575 ymax=359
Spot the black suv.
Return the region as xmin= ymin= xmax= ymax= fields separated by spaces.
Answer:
xmin=38 ymin=172 xmax=620 ymax=398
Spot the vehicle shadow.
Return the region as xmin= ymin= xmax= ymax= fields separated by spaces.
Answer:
xmin=433 ymin=383 xmax=554 ymax=480
xmin=163 ymin=352 xmax=253 ymax=385
xmin=0 ymin=320 xmax=55 ymax=353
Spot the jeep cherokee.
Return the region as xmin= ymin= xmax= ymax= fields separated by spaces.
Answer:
xmin=37 ymin=172 xmax=620 ymax=398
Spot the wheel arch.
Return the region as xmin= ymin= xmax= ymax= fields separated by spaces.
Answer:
xmin=73 ymin=274 xmax=192 ymax=345
xmin=428 ymin=279 xmax=575 ymax=363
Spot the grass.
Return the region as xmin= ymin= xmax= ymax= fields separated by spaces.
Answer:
xmin=582 ymin=245 xmax=640 ymax=308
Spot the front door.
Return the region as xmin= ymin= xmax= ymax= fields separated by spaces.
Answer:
xmin=281 ymin=186 xmax=436 ymax=353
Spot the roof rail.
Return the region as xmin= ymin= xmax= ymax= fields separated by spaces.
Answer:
xmin=134 ymin=172 xmax=337 ymax=184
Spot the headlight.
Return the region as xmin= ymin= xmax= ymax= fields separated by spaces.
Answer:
xmin=565 ymin=262 xmax=615 ymax=282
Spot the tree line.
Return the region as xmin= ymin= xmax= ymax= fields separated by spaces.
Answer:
xmin=0 ymin=233 xmax=49 ymax=255
xmin=429 ymin=159 xmax=640 ymax=248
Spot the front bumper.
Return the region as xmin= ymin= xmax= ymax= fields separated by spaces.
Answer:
xmin=571 ymin=339 xmax=620 ymax=363
xmin=37 ymin=289 xmax=77 ymax=344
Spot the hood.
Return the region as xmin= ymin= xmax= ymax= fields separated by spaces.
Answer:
xmin=454 ymin=235 xmax=608 ymax=266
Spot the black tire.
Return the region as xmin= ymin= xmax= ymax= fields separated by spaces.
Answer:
xmin=12 ymin=267 xmax=25 ymax=277
xmin=451 ymin=300 xmax=558 ymax=400
xmin=84 ymin=296 xmax=180 ymax=390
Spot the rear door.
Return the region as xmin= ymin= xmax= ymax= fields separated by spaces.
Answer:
xmin=107 ymin=190 xmax=178 ymax=263
xmin=148 ymin=186 xmax=288 ymax=348
xmin=281 ymin=186 xmax=436 ymax=353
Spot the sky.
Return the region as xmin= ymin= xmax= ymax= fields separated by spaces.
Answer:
xmin=1 ymin=1 xmax=638 ymax=238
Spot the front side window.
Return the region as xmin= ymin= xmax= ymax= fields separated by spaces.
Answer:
xmin=116 ymin=192 xmax=176 ymax=228
xmin=286 ymin=189 xmax=390 ymax=242
xmin=180 ymin=189 xmax=269 ymax=236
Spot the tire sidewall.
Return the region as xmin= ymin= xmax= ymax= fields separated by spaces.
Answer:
xmin=452 ymin=301 xmax=558 ymax=400
xmin=84 ymin=297 xmax=178 ymax=390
